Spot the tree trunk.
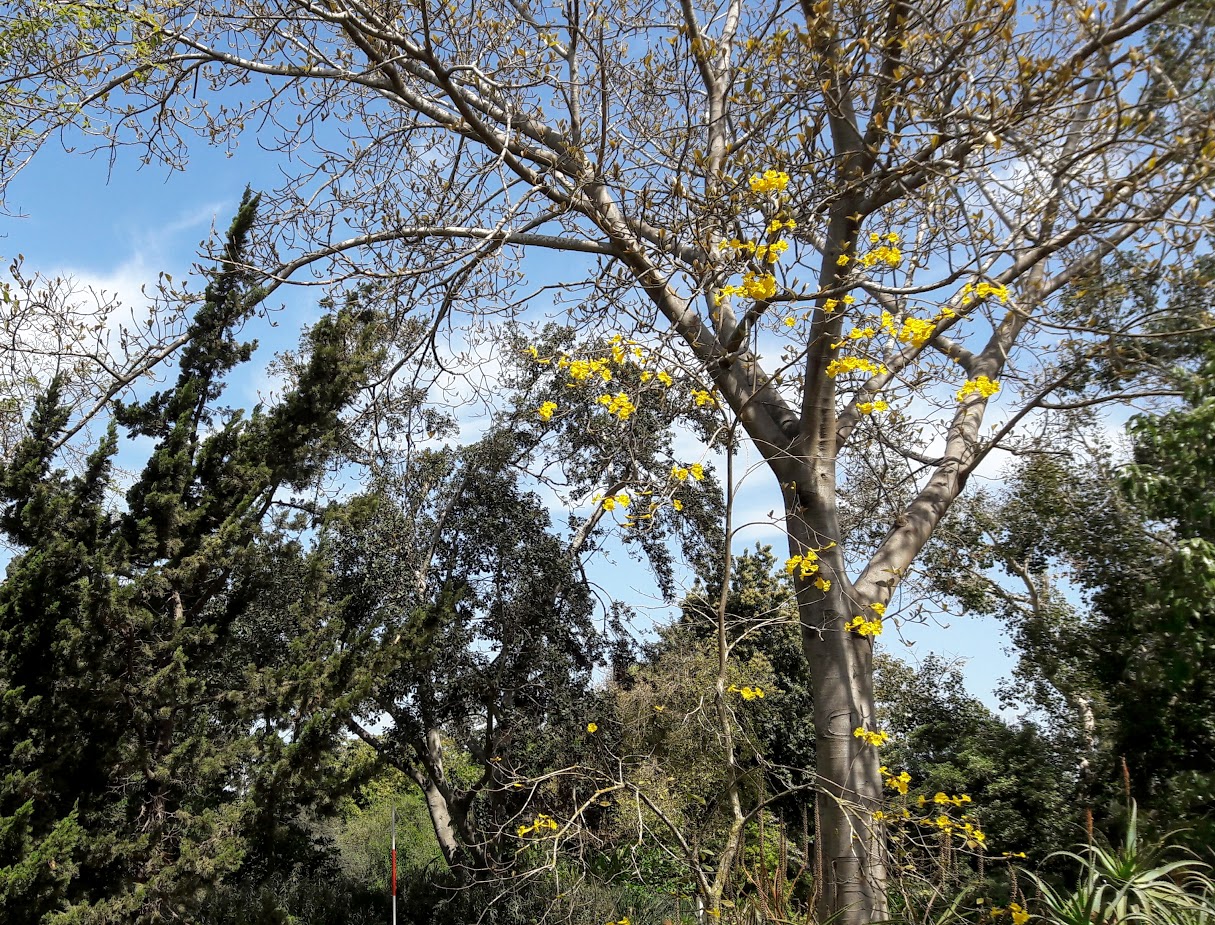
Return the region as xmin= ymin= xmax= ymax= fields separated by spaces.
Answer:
xmin=786 ymin=481 xmax=888 ymax=924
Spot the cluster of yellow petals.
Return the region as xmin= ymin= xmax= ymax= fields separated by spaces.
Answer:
xmin=923 ymin=812 xmax=987 ymax=847
xmin=846 ymin=603 xmax=885 ymax=636
xmin=690 ymin=388 xmax=718 ymax=407
xmin=537 ymin=401 xmax=558 ymax=421
xmin=857 ymin=399 xmax=890 ymax=414
xmin=992 ymin=903 xmax=1030 ymax=925
xmin=956 ymin=375 xmax=1001 ymax=401
xmin=881 ymin=766 xmax=912 ymax=795
xmin=826 ymin=356 xmax=887 ymax=378
xmin=517 ymin=814 xmax=560 ymax=837
xmin=728 ymin=684 xmax=766 ymax=701
xmin=845 ymin=615 xmax=883 ymax=637
xmin=564 ymin=356 xmax=613 ymax=383
xmin=671 ymin=463 xmax=705 ymax=481
xmin=596 ymin=391 xmax=637 ymax=421
xmin=853 ymin=726 xmax=890 ymax=747
xmin=597 ymin=492 xmax=631 ymax=511
xmin=749 ymin=169 xmax=790 ymax=193
xmin=859 ymin=244 xmax=903 ymax=269
xmin=821 ymin=295 xmax=855 ymax=313
xmin=881 ymin=310 xmax=936 ymax=348
xmin=920 ymin=791 xmax=973 ymax=808
xmin=962 ymin=280 xmax=1010 ymax=303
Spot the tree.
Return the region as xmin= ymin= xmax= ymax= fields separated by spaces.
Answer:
xmin=0 ymin=192 xmax=382 ymax=922
xmin=5 ymin=1 xmax=1215 ymax=919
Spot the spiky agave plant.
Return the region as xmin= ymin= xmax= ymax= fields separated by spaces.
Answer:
xmin=1030 ymin=802 xmax=1215 ymax=925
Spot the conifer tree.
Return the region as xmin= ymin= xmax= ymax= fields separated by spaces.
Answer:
xmin=0 ymin=191 xmax=381 ymax=923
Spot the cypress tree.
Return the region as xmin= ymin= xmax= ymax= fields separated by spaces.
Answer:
xmin=0 ymin=190 xmax=381 ymax=923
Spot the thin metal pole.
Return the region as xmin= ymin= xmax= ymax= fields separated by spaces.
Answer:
xmin=391 ymin=805 xmax=397 ymax=925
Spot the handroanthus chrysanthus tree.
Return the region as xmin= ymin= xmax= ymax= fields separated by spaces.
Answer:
xmin=4 ymin=0 xmax=1215 ymax=919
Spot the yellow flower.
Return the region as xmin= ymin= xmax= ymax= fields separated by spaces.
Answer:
xmin=823 ymin=298 xmax=840 ymax=312
xmin=596 ymin=391 xmax=637 ymax=420
xmin=602 ymin=496 xmax=616 ymax=511
xmin=537 ymin=401 xmax=558 ymax=421
xmin=690 ymin=389 xmax=717 ymax=407
xmin=742 ymin=272 xmax=777 ymax=300
xmin=689 ymin=463 xmax=704 ymax=480
xmin=826 ymin=356 xmax=886 ymax=378
xmin=672 ymin=465 xmax=689 ymax=481
xmin=657 ymin=371 xmax=674 ymax=387
xmin=814 ymin=575 xmax=831 ymax=592
xmin=730 ymin=684 xmax=765 ymax=701
xmin=672 ymin=498 xmax=683 ymax=511
xmin=871 ymin=602 xmax=886 ymax=616
xmin=1009 ymin=904 xmax=1029 ymax=925
xmin=853 ymin=726 xmax=889 ymax=747
xmin=614 ymin=493 xmax=630 ymax=507
xmin=567 ymin=357 xmax=613 ymax=382
xmin=784 ymin=315 xmax=796 ymax=327
xmin=845 ymin=615 xmax=883 ymax=637
xmin=526 ymin=345 xmax=552 ymax=364
xmin=962 ymin=280 xmax=1010 ymax=303
xmin=749 ymin=169 xmax=790 ymax=193
xmin=587 ymin=722 xmax=598 ymax=733
xmin=836 ymin=254 xmax=850 ymax=266
xmin=956 ymin=375 xmax=1001 ymax=401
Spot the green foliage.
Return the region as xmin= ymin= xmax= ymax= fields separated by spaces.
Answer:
xmin=0 ymin=192 xmax=381 ymax=923
xmin=1032 ymin=803 xmax=1215 ymax=925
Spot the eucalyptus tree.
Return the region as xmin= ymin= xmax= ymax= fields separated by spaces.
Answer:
xmin=4 ymin=0 xmax=1215 ymax=919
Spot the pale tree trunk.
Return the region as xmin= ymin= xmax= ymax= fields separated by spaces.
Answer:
xmin=784 ymin=454 xmax=888 ymax=925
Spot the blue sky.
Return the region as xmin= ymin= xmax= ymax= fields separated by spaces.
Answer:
xmin=1 ymin=130 xmax=1029 ymax=716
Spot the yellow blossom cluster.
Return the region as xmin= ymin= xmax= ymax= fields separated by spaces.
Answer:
xmin=859 ymin=244 xmax=903 ymax=269
xmin=671 ymin=463 xmax=705 ymax=481
xmin=857 ymin=399 xmax=890 ymax=414
xmin=597 ymin=492 xmax=631 ymax=511
xmin=881 ymin=310 xmax=936 ymax=348
xmin=517 ymin=814 xmax=559 ymax=837
xmin=956 ymin=375 xmax=1001 ymax=401
xmin=991 ymin=903 xmax=1030 ymax=925
xmin=785 ymin=549 xmax=820 ymax=580
xmin=690 ymin=388 xmax=717 ymax=407
xmin=749 ymin=169 xmax=790 ymax=193
xmin=919 ymin=791 xmax=973 ymax=808
xmin=826 ymin=356 xmax=887 ymax=378
xmin=596 ymin=391 xmax=637 ymax=421
xmin=846 ymin=605 xmax=885 ymax=636
xmin=639 ymin=369 xmax=674 ymax=387
xmin=822 ymin=295 xmax=856 ymax=313
xmin=923 ymin=812 xmax=987 ymax=847
xmin=564 ymin=356 xmax=613 ymax=383
xmin=962 ymin=281 xmax=1010 ymax=303
xmin=845 ymin=615 xmax=883 ymax=637
xmin=881 ymin=766 xmax=912 ymax=795
xmin=537 ymin=401 xmax=558 ymax=421
xmin=605 ymin=917 xmax=632 ymax=925
xmin=728 ymin=684 xmax=765 ymax=701
xmin=743 ymin=271 xmax=777 ymax=299
xmin=767 ymin=217 xmax=797 ymax=234
xmin=853 ymin=726 xmax=889 ymax=747
xmin=718 ymin=239 xmax=790 ymax=264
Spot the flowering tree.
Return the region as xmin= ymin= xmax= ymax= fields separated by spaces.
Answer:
xmin=4 ymin=0 xmax=1215 ymax=920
